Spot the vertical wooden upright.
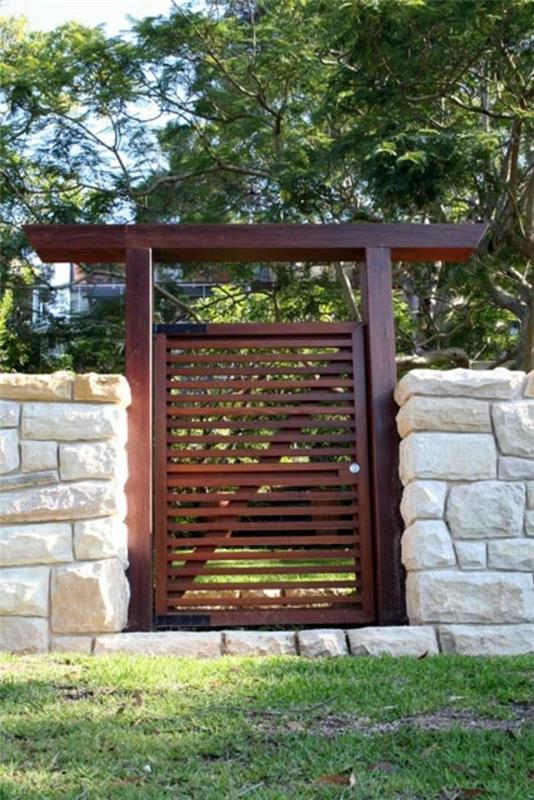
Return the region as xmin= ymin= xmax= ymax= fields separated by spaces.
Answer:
xmin=360 ymin=247 xmax=405 ymax=624
xmin=125 ymin=247 xmax=153 ymax=631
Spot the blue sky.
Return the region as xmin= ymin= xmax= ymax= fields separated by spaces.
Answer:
xmin=1 ymin=0 xmax=178 ymax=33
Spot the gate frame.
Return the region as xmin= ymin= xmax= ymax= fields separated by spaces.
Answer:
xmin=24 ymin=223 xmax=486 ymax=630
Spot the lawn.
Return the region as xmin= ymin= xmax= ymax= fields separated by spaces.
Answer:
xmin=0 ymin=654 xmax=532 ymax=799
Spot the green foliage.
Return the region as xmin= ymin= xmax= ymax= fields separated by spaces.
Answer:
xmin=0 ymin=1 xmax=532 ymax=372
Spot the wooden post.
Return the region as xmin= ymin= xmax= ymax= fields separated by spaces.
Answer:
xmin=360 ymin=247 xmax=406 ymax=624
xmin=125 ymin=247 xmax=153 ymax=631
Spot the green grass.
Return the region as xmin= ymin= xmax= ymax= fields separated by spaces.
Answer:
xmin=0 ymin=654 xmax=533 ymax=799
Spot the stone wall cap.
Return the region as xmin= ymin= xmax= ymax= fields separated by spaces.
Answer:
xmin=73 ymin=374 xmax=131 ymax=406
xmin=395 ymin=368 xmax=525 ymax=405
xmin=0 ymin=372 xmax=73 ymax=401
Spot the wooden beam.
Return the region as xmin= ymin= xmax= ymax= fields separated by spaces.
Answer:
xmin=360 ymin=247 xmax=406 ymax=625
xmin=125 ymin=247 xmax=153 ymax=631
xmin=23 ymin=222 xmax=487 ymax=264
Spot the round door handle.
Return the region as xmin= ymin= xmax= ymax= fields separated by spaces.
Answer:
xmin=349 ymin=463 xmax=360 ymax=475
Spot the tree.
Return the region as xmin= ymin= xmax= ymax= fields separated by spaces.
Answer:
xmin=0 ymin=1 xmax=532 ymax=371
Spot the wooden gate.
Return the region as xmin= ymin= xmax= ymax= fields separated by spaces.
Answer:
xmin=153 ymin=322 xmax=375 ymax=627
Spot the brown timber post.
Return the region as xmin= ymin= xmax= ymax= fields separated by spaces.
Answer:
xmin=125 ymin=247 xmax=153 ymax=631
xmin=360 ymin=247 xmax=406 ymax=624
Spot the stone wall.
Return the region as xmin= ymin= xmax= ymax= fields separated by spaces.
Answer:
xmin=0 ymin=372 xmax=130 ymax=654
xmin=396 ymin=368 xmax=534 ymax=654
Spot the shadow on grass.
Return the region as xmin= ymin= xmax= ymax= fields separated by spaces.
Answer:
xmin=0 ymin=654 xmax=533 ymax=799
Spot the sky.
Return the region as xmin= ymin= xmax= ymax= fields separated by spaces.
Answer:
xmin=1 ymin=0 xmax=178 ymax=33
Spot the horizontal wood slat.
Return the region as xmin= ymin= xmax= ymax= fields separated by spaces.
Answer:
xmin=154 ymin=322 xmax=374 ymax=627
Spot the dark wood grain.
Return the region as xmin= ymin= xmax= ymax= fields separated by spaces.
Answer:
xmin=24 ymin=222 xmax=486 ymax=263
xmin=360 ymin=247 xmax=406 ymax=625
xmin=125 ymin=247 xmax=153 ymax=631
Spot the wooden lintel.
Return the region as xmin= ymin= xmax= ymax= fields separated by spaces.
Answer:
xmin=24 ymin=222 xmax=486 ymax=264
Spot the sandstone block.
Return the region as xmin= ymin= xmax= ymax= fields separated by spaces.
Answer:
xmin=488 ymin=539 xmax=534 ymax=571
xmin=347 ymin=626 xmax=438 ymax=657
xmin=0 ymin=617 xmax=49 ymax=653
xmin=223 ymin=631 xmax=297 ymax=656
xmin=94 ymin=631 xmax=221 ymax=658
xmin=401 ymin=521 xmax=456 ymax=570
xmin=21 ymin=441 xmax=58 ymax=473
xmin=395 ymin=368 xmax=524 ymax=405
xmin=446 ymin=481 xmax=524 ymax=539
xmin=439 ymin=624 xmax=534 ymax=655
xmin=0 ymin=470 xmax=58 ymax=493
xmin=407 ymin=570 xmax=534 ymax=624
xmin=22 ymin=402 xmax=124 ymax=441
xmin=493 ymin=401 xmax=534 ymax=457
xmin=0 ymin=481 xmax=124 ymax=523
xmin=51 ymin=636 xmax=94 ymax=654
xmin=525 ymin=511 xmax=534 ymax=537
xmin=0 ymin=401 xmax=19 ymax=427
xmin=524 ymin=371 xmax=534 ymax=398
xmin=74 ymin=374 xmax=131 ymax=406
xmin=0 ymin=522 xmax=72 ymax=566
xmin=0 ymin=566 xmax=49 ymax=616
xmin=400 ymin=481 xmax=447 ymax=525
xmin=499 ymin=457 xmax=534 ymax=480
xmin=74 ymin=517 xmax=128 ymax=562
xmin=0 ymin=371 xmax=72 ymax=401
xmin=455 ymin=541 xmax=486 ymax=570
xmin=60 ymin=441 xmax=126 ymax=482
xmin=0 ymin=429 xmax=19 ymax=474
xmin=400 ymin=433 xmax=496 ymax=484
xmin=397 ymin=396 xmax=491 ymax=437
xmin=51 ymin=559 xmax=129 ymax=634
xmin=297 ymin=629 xmax=348 ymax=657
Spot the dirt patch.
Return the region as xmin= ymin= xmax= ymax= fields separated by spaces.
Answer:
xmin=249 ymin=703 xmax=534 ymax=737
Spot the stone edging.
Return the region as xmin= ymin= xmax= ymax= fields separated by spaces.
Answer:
xmin=42 ymin=624 xmax=534 ymax=658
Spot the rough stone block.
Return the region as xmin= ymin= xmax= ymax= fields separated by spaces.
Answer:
xmin=0 ymin=401 xmax=19 ymax=427
xmin=525 ymin=511 xmax=534 ymax=537
xmin=21 ymin=441 xmax=58 ymax=473
xmin=60 ymin=441 xmax=125 ymax=482
xmin=400 ymin=481 xmax=447 ymax=526
xmin=493 ymin=401 xmax=534 ymax=457
xmin=455 ymin=541 xmax=486 ymax=570
xmin=51 ymin=559 xmax=129 ymax=634
xmin=446 ymin=481 xmax=524 ymax=539
xmin=51 ymin=636 xmax=94 ymax=654
xmin=407 ymin=570 xmax=534 ymax=624
xmin=223 ymin=631 xmax=297 ymax=656
xmin=397 ymin=396 xmax=491 ymax=437
xmin=401 ymin=520 xmax=456 ymax=570
xmin=0 ymin=566 xmax=49 ymax=616
xmin=488 ymin=539 xmax=534 ymax=571
xmin=0 ymin=470 xmax=58 ymax=493
xmin=400 ymin=433 xmax=496 ymax=484
xmin=0 ymin=617 xmax=49 ymax=653
xmin=0 ymin=371 xmax=72 ymax=401
xmin=347 ymin=626 xmax=438 ymax=657
xmin=439 ymin=624 xmax=534 ymax=655
xmin=74 ymin=374 xmax=131 ymax=406
xmin=74 ymin=517 xmax=128 ymax=562
xmin=525 ymin=371 xmax=534 ymax=398
xmin=0 ymin=481 xmax=124 ymax=523
xmin=297 ymin=629 xmax=348 ymax=657
xmin=499 ymin=457 xmax=534 ymax=480
xmin=0 ymin=429 xmax=19 ymax=474
xmin=395 ymin=368 xmax=524 ymax=405
xmin=0 ymin=522 xmax=72 ymax=566
xmin=94 ymin=631 xmax=221 ymax=657
xmin=22 ymin=402 xmax=124 ymax=441
xmin=527 ymin=483 xmax=534 ymax=509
